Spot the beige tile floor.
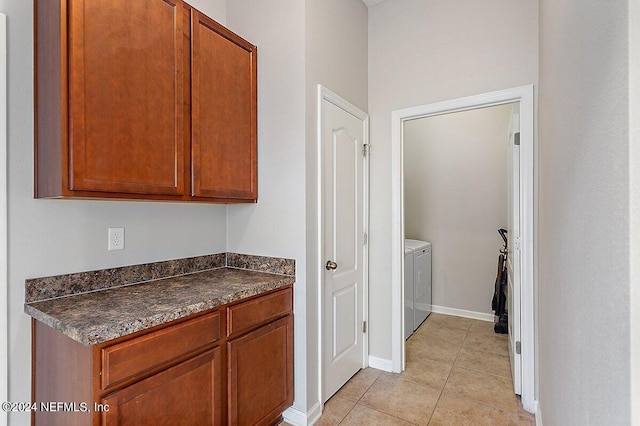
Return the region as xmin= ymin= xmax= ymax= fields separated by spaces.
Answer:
xmin=285 ymin=313 xmax=536 ymax=426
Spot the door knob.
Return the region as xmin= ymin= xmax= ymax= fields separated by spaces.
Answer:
xmin=325 ymin=260 xmax=338 ymax=270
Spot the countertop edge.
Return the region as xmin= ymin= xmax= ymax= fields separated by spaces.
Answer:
xmin=25 ymin=275 xmax=295 ymax=347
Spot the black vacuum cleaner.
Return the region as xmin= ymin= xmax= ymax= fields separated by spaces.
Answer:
xmin=492 ymin=228 xmax=508 ymax=334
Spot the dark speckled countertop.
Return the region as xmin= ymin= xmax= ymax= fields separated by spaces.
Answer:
xmin=25 ymin=253 xmax=295 ymax=346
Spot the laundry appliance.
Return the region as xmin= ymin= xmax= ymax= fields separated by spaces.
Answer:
xmin=404 ymin=239 xmax=432 ymax=338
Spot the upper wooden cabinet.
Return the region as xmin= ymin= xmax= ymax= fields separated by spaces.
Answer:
xmin=35 ymin=0 xmax=258 ymax=203
xmin=68 ymin=0 xmax=186 ymax=196
xmin=191 ymin=11 xmax=257 ymax=200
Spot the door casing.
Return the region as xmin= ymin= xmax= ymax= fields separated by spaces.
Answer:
xmin=390 ymin=85 xmax=536 ymax=413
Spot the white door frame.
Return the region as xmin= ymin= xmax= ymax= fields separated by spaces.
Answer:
xmin=317 ymin=85 xmax=370 ymax=404
xmin=390 ymin=85 xmax=536 ymax=412
xmin=1 ymin=12 xmax=8 ymax=426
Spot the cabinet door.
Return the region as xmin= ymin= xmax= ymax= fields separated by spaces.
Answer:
xmin=68 ymin=0 xmax=185 ymax=195
xmin=227 ymin=316 xmax=293 ymax=426
xmin=191 ymin=11 xmax=257 ymax=200
xmin=101 ymin=348 xmax=222 ymax=426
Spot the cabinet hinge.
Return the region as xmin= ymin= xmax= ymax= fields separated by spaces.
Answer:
xmin=363 ymin=321 xmax=367 ymax=333
xmin=363 ymin=232 xmax=368 ymax=245
xmin=516 ymin=341 xmax=521 ymax=355
xmin=362 ymin=143 xmax=370 ymax=157
xmin=514 ymin=132 xmax=520 ymax=146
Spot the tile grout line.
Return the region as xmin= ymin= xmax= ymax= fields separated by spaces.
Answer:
xmin=336 ymin=371 xmax=382 ymax=425
xmin=348 ymin=373 xmax=423 ymax=426
xmin=334 ymin=401 xmax=354 ymax=426
xmin=442 ymin=387 xmax=521 ymax=417
xmin=425 ymin=322 xmax=471 ymax=425
xmin=442 ymin=323 xmax=521 ymax=418
xmin=452 ymin=363 xmax=513 ymax=381
xmin=464 ymin=328 xmax=520 ymax=414
xmin=353 ymin=365 xmax=438 ymax=425
xmin=331 ymin=316 xmax=520 ymax=426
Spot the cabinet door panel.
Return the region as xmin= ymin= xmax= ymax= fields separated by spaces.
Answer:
xmin=102 ymin=348 xmax=222 ymax=426
xmin=69 ymin=0 xmax=185 ymax=195
xmin=228 ymin=316 xmax=293 ymax=426
xmin=191 ymin=11 xmax=257 ymax=200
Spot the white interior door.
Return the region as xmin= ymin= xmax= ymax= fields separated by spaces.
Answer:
xmin=321 ymin=90 xmax=367 ymax=403
xmin=507 ymin=104 xmax=522 ymax=395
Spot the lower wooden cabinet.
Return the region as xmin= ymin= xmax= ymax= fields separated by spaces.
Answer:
xmin=102 ymin=348 xmax=222 ymax=426
xmin=32 ymin=286 xmax=293 ymax=426
xmin=228 ymin=316 xmax=293 ymax=426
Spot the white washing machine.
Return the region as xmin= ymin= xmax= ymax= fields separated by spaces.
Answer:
xmin=404 ymin=239 xmax=432 ymax=338
xmin=404 ymin=245 xmax=415 ymax=340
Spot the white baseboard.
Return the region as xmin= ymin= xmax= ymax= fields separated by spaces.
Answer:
xmin=368 ymin=355 xmax=393 ymax=372
xmin=536 ymin=400 xmax=543 ymax=426
xmin=283 ymin=401 xmax=322 ymax=426
xmin=430 ymin=305 xmax=494 ymax=322
xmin=307 ymin=402 xmax=322 ymax=425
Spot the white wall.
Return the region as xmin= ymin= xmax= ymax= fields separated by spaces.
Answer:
xmin=368 ymin=0 xmax=538 ymax=361
xmin=190 ymin=0 xmax=226 ymax=25
xmin=538 ymin=1 xmax=631 ymax=424
xmin=305 ymin=0 xmax=368 ymax=412
xmin=305 ymin=0 xmax=368 ymax=114
xmin=0 ymin=11 xmax=7 ymax=426
xmin=2 ymin=1 xmax=228 ymax=424
xmin=404 ymin=105 xmax=511 ymax=314
xmin=226 ymin=0 xmax=368 ymax=419
xmin=631 ymin=0 xmax=640 ymax=422
xmin=225 ymin=0 xmax=309 ymax=415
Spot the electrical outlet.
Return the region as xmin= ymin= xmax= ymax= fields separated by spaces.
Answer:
xmin=108 ymin=227 xmax=125 ymax=251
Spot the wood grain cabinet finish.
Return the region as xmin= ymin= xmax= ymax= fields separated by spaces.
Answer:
xmin=228 ymin=316 xmax=294 ymax=426
xmin=32 ymin=286 xmax=293 ymax=426
xmin=191 ymin=11 xmax=257 ymax=200
xmin=226 ymin=288 xmax=294 ymax=425
xmin=227 ymin=287 xmax=293 ymax=337
xmin=101 ymin=311 xmax=221 ymax=390
xmin=35 ymin=0 xmax=257 ymax=203
xmin=101 ymin=348 xmax=222 ymax=426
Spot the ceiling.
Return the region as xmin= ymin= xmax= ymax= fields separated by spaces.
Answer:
xmin=362 ymin=0 xmax=389 ymax=7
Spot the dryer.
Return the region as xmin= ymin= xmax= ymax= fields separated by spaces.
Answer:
xmin=404 ymin=245 xmax=414 ymax=340
xmin=404 ymin=239 xmax=432 ymax=337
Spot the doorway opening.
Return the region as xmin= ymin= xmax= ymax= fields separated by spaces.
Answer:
xmin=390 ymin=86 xmax=536 ymax=413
